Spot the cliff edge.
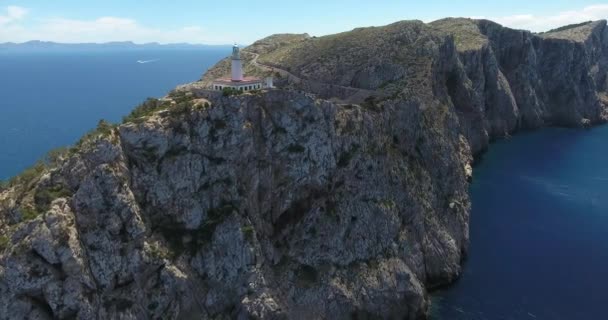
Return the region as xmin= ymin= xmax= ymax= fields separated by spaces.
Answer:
xmin=200 ymin=18 xmax=608 ymax=153
xmin=0 ymin=19 xmax=607 ymax=319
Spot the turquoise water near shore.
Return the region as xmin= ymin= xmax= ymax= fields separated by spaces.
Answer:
xmin=434 ymin=126 xmax=608 ymax=319
xmin=0 ymin=48 xmax=227 ymax=180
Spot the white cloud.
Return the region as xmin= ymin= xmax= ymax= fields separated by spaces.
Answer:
xmin=0 ymin=5 xmax=28 ymax=25
xmin=3 ymin=3 xmax=607 ymax=44
xmin=0 ymin=6 xmax=229 ymax=44
xmin=478 ymin=4 xmax=608 ymax=32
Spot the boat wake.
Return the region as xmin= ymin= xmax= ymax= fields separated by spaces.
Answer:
xmin=519 ymin=175 xmax=596 ymax=204
xmin=137 ymin=59 xmax=159 ymax=64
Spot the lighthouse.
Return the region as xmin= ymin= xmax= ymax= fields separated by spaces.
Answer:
xmin=231 ymin=44 xmax=244 ymax=81
xmin=212 ymin=45 xmax=270 ymax=92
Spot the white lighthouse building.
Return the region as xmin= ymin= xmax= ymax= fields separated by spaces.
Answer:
xmin=231 ymin=45 xmax=244 ymax=81
xmin=213 ymin=44 xmax=266 ymax=92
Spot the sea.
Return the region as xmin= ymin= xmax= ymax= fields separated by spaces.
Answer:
xmin=2 ymin=48 xmax=608 ymax=319
xmin=0 ymin=47 xmax=228 ymax=180
xmin=434 ymin=127 xmax=608 ymax=319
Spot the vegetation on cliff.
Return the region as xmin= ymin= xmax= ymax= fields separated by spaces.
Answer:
xmin=1 ymin=17 xmax=607 ymax=320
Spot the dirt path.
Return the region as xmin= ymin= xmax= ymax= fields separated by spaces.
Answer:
xmin=244 ymin=51 xmax=381 ymax=104
xmin=247 ymin=51 xmax=303 ymax=85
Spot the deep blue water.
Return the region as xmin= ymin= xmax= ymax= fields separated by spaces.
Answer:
xmin=0 ymin=48 xmax=227 ymax=180
xmin=434 ymin=126 xmax=608 ymax=319
xmin=2 ymin=48 xmax=608 ymax=319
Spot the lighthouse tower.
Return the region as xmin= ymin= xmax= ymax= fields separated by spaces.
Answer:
xmin=212 ymin=44 xmax=268 ymax=92
xmin=231 ymin=44 xmax=244 ymax=81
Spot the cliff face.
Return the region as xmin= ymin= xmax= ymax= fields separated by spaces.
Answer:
xmin=200 ymin=19 xmax=608 ymax=153
xmin=436 ymin=19 xmax=608 ymax=152
xmin=1 ymin=19 xmax=607 ymax=320
xmin=0 ymin=91 xmax=470 ymax=319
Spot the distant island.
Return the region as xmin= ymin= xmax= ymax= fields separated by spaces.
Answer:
xmin=0 ymin=40 xmax=233 ymax=51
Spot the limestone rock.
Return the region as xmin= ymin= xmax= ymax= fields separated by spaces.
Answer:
xmin=1 ymin=18 xmax=607 ymax=320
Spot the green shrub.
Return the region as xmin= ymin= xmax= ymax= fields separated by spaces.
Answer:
xmin=209 ymin=119 xmax=228 ymax=142
xmin=207 ymin=201 xmax=238 ymax=223
xmin=542 ymin=21 xmax=592 ymax=34
xmin=325 ymin=198 xmax=338 ymax=216
xmin=4 ymin=119 xmax=115 ymax=193
xmin=287 ymin=143 xmax=306 ymax=153
xmin=241 ymin=225 xmax=255 ymax=242
xmin=7 ymin=161 xmax=46 ymax=189
xmin=222 ymin=87 xmax=243 ymax=97
xmin=168 ymin=90 xmax=193 ymax=104
xmin=168 ymin=101 xmax=193 ymax=117
xmin=115 ymin=299 xmax=133 ymax=312
xmin=3 ymin=144 xmax=74 ymax=192
xmin=75 ymin=119 xmax=118 ymax=149
xmin=164 ymin=146 xmax=189 ymax=160
xmin=296 ymin=265 xmax=319 ymax=288
xmin=159 ymin=200 xmax=239 ymax=258
xmin=20 ymin=206 xmax=41 ymax=221
xmin=362 ymin=96 xmax=382 ymax=112
xmin=377 ymin=198 xmax=396 ymax=210
xmin=147 ymin=301 xmax=159 ymax=311
xmin=141 ymin=144 xmax=158 ymax=162
xmin=379 ymin=80 xmax=394 ymax=89
xmin=123 ymin=93 xmax=195 ymax=124
xmin=122 ymin=98 xmax=169 ymax=123
xmin=96 ymin=119 xmax=114 ymax=136
xmin=212 ymin=119 xmax=227 ymax=130
xmin=0 ymin=235 xmax=9 ymax=251
xmin=44 ymin=146 xmax=71 ymax=166
xmin=273 ymin=126 xmax=287 ymax=135
xmin=34 ymin=183 xmax=71 ymax=213
xmin=337 ymin=144 xmax=360 ymax=167
xmin=147 ymin=243 xmax=169 ymax=260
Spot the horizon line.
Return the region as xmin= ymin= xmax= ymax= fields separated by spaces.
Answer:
xmin=0 ymin=40 xmax=238 ymax=46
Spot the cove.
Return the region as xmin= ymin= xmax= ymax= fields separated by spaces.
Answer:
xmin=433 ymin=125 xmax=608 ymax=319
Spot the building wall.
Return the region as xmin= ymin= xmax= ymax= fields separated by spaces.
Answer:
xmin=231 ymin=59 xmax=244 ymax=81
xmin=213 ymin=82 xmax=263 ymax=91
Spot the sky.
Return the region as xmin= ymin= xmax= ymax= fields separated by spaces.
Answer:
xmin=1 ymin=1 xmax=607 ymax=44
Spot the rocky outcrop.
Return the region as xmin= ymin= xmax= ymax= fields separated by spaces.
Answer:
xmin=0 ymin=91 xmax=471 ymax=319
xmin=1 ymin=19 xmax=607 ymax=319
xmin=437 ymin=19 xmax=608 ymax=152
xmin=201 ymin=19 xmax=608 ymax=154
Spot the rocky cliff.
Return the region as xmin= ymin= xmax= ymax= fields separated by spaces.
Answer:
xmin=0 ymin=19 xmax=607 ymax=319
xmin=200 ymin=18 xmax=608 ymax=153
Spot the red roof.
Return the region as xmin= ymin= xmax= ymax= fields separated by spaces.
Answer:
xmin=213 ymin=76 xmax=263 ymax=85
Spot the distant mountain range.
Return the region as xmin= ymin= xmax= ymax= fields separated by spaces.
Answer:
xmin=0 ymin=40 xmax=233 ymax=51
